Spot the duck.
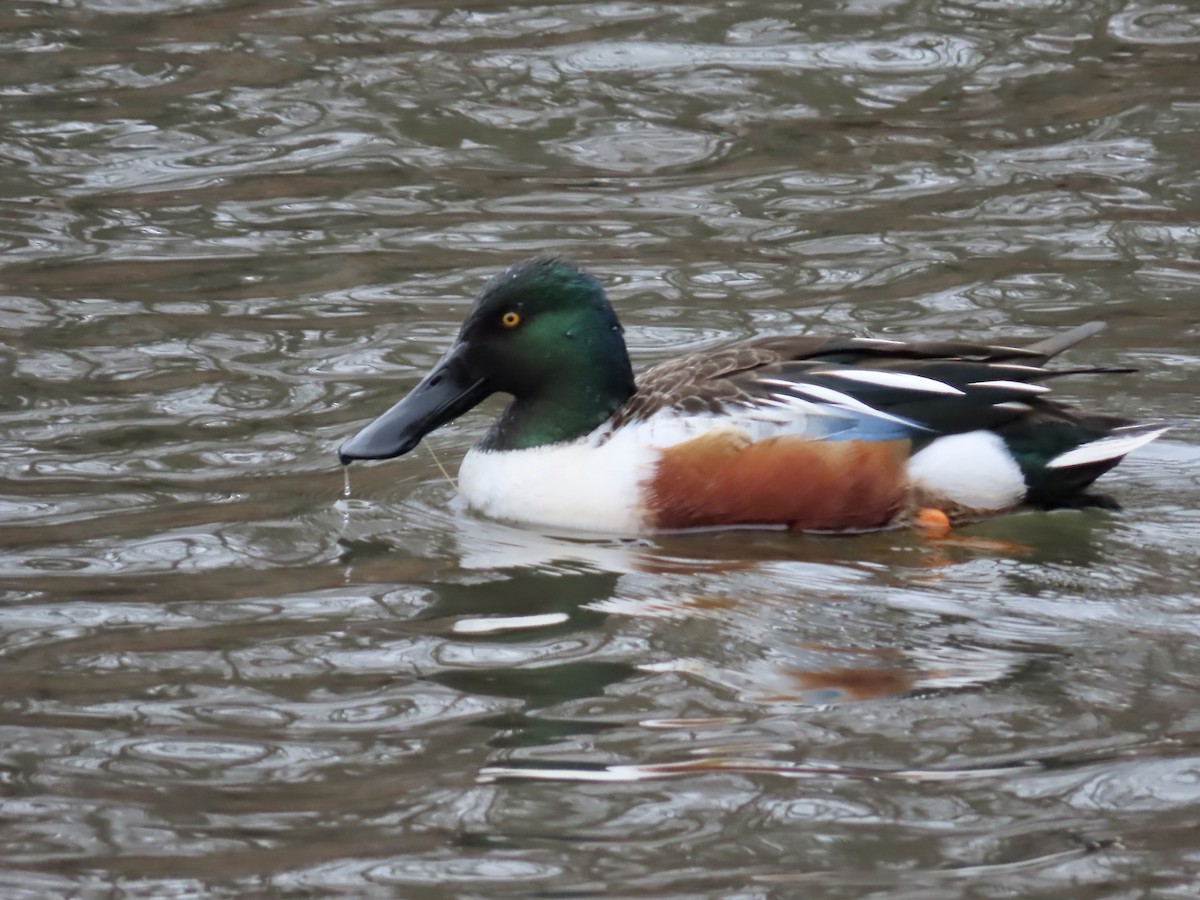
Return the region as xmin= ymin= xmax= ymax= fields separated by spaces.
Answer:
xmin=338 ymin=257 xmax=1167 ymax=535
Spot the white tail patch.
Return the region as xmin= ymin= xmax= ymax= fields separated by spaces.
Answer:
xmin=816 ymin=369 xmax=965 ymax=395
xmin=968 ymin=380 xmax=1050 ymax=394
xmin=992 ymin=401 xmax=1033 ymax=412
xmin=1046 ymin=425 xmax=1170 ymax=469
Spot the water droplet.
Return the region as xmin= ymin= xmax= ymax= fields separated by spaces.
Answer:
xmin=343 ymin=466 xmax=352 ymax=499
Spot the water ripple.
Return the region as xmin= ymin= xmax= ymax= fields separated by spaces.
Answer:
xmin=1 ymin=0 xmax=1199 ymax=895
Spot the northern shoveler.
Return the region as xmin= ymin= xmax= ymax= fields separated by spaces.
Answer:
xmin=338 ymin=257 xmax=1167 ymax=534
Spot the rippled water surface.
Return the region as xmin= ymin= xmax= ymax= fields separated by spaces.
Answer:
xmin=3 ymin=0 xmax=1200 ymax=895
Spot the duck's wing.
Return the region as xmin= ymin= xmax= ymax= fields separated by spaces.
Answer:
xmin=615 ymin=340 xmax=809 ymax=424
xmin=617 ymin=327 xmax=1129 ymax=441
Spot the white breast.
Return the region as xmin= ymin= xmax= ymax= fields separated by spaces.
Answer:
xmin=457 ymin=435 xmax=651 ymax=534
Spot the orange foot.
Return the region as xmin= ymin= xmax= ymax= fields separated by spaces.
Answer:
xmin=913 ymin=507 xmax=1030 ymax=554
xmin=913 ymin=507 xmax=952 ymax=539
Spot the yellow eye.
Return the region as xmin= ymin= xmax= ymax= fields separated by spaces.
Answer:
xmin=501 ymin=311 xmax=521 ymax=328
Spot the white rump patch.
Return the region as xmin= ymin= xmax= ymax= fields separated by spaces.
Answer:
xmin=907 ymin=430 xmax=1027 ymax=511
xmin=817 ymin=369 xmax=964 ymax=395
xmin=1046 ymin=425 xmax=1170 ymax=469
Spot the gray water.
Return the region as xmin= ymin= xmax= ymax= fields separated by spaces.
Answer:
xmin=2 ymin=0 xmax=1199 ymax=896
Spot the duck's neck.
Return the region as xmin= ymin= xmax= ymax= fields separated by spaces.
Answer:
xmin=480 ymin=359 xmax=636 ymax=452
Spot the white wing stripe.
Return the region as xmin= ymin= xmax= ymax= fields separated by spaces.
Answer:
xmin=754 ymin=391 xmax=852 ymax=419
xmin=969 ymin=380 xmax=1051 ymax=394
xmin=986 ymin=363 xmax=1050 ymax=375
xmin=757 ymin=377 xmax=806 ymax=390
xmin=816 ymin=369 xmax=965 ymax=395
xmin=775 ymin=382 xmax=927 ymax=430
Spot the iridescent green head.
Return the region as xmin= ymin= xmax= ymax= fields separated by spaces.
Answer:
xmin=339 ymin=258 xmax=636 ymax=462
